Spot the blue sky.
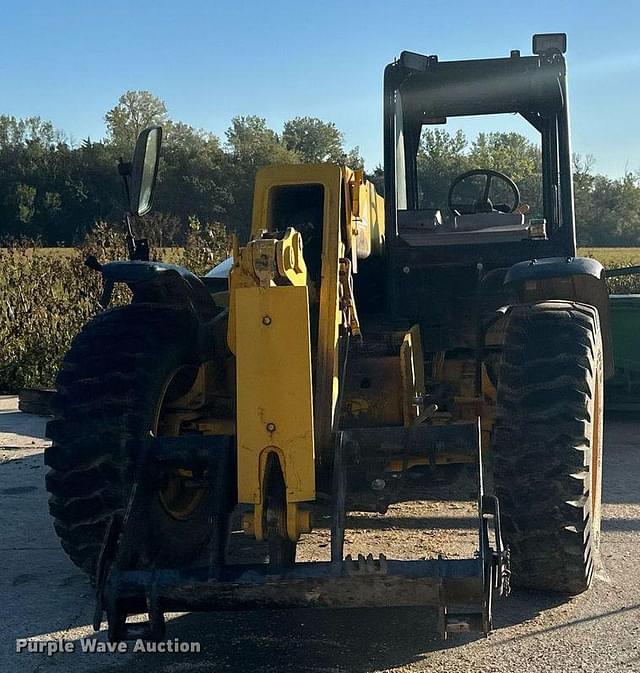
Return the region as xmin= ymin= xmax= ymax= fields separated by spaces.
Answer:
xmin=1 ymin=0 xmax=639 ymax=176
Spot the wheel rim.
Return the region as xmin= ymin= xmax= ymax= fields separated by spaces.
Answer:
xmin=155 ymin=366 xmax=207 ymax=520
xmin=590 ymin=367 xmax=603 ymax=544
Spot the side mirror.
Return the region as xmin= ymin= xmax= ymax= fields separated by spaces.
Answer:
xmin=129 ymin=126 xmax=162 ymax=216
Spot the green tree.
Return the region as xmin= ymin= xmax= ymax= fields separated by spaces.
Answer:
xmin=573 ymin=154 xmax=596 ymax=245
xmin=154 ymin=122 xmax=231 ymax=238
xmin=224 ymin=116 xmax=299 ymax=239
xmin=0 ymin=114 xmax=61 ymax=148
xmin=226 ymin=115 xmax=296 ymax=167
xmin=368 ymin=165 xmax=385 ymax=196
xmin=417 ymin=129 xmax=469 ymax=208
xmin=3 ymin=97 xmax=640 ymax=250
xmin=282 ymin=116 xmax=362 ymax=167
xmin=14 ymin=183 xmax=36 ymax=225
xmin=105 ymin=91 xmax=168 ymax=153
xmin=589 ymin=173 xmax=640 ymax=246
xmin=572 ymin=155 xmax=640 ymax=246
xmin=283 ymin=117 xmax=342 ymax=162
xmin=468 ymin=132 xmax=542 ymax=215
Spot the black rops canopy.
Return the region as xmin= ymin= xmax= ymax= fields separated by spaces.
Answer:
xmin=397 ymin=53 xmax=565 ymax=122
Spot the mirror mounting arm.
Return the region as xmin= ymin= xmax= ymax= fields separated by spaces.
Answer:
xmin=117 ymin=158 xmax=133 ymax=205
xmin=123 ymin=212 xmax=150 ymax=261
xmin=118 ymin=158 xmax=149 ymax=261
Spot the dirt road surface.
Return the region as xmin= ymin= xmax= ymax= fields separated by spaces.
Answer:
xmin=1 ymin=396 xmax=639 ymax=673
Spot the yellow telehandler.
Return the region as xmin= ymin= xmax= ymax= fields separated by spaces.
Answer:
xmin=46 ymin=33 xmax=609 ymax=640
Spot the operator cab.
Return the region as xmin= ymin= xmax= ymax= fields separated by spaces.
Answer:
xmin=385 ymin=33 xmax=574 ymax=258
xmin=398 ymin=167 xmax=536 ymax=246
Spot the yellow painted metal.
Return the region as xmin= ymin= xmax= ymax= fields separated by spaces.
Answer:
xmin=344 ymin=167 xmax=386 ymax=267
xmin=400 ymin=325 xmax=425 ymax=426
xmin=275 ymin=228 xmax=307 ymax=286
xmin=234 ymin=284 xmax=316 ymax=508
xmin=227 ymin=235 xmax=263 ymax=355
xmin=251 ymin=164 xmax=336 ymax=236
xmin=159 ymin=358 xmax=235 ymax=437
xmin=155 ymin=365 xmax=206 ymax=436
xmin=241 ymin=511 xmax=255 ymax=536
xmin=314 ymin=194 xmax=344 ymax=458
xmin=367 ymin=176 xmax=386 ymax=256
xmin=154 ymin=366 xmax=208 ymax=520
xmin=287 ymin=502 xmax=312 ymax=540
xmin=338 ymin=258 xmax=361 ymax=338
xmin=246 ymin=163 xmax=386 ymax=459
xmin=228 ymin=163 xmax=389 ymax=541
xmin=250 ymin=164 xmax=384 ymax=256
xmin=251 ymin=165 xmax=343 ymax=457
xmin=227 ymin=227 xmax=308 ymax=354
xmin=229 ymin=178 xmax=320 ymax=542
xmin=168 ymin=364 xmax=207 ymax=409
xmin=342 ymin=356 xmax=404 ymax=428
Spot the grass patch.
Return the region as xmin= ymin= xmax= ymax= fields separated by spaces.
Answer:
xmin=579 ymin=247 xmax=640 ymax=266
xmin=0 ymin=222 xmax=226 ymax=392
xmin=579 ymin=248 xmax=640 ymax=293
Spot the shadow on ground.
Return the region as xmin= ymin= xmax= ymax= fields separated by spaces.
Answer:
xmin=61 ymin=589 xmax=567 ymax=673
xmin=0 ymin=411 xmax=48 ymax=443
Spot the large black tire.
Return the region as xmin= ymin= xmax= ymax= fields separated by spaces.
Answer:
xmin=45 ymin=303 xmax=218 ymax=578
xmin=492 ymin=301 xmax=603 ymax=593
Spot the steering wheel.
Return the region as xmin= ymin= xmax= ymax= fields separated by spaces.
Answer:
xmin=447 ymin=169 xmax=520 ymax=216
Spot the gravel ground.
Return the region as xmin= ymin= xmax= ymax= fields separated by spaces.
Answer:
xmin=1 ymin=397 xmax=638 ymax=673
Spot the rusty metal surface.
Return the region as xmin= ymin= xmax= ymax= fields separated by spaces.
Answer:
xmin=109 ymin=558 xmax=485 ymax=611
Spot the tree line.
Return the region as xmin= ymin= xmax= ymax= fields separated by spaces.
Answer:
xmin=1 ymin=90 xmax=639 ymax=247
